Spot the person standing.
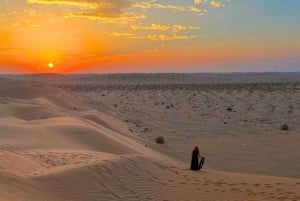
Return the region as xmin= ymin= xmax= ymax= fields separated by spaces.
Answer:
xmin=190 ymin=146 xmax=205 ymax=171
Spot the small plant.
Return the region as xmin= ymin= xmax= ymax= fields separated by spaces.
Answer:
xmin=227 ymin=106 xmax=233 ymax=111
xmin=280 ymin=124 xmax=289 ymax=131
xmin=155 ymin=136 xmax=165 ymax=144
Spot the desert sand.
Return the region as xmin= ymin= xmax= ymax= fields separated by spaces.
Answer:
xmin=0 ymin=73 xmax=299 ymax=201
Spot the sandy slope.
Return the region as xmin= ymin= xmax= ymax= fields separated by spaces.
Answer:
xmin=1 ymin=151 xmax=300 ymax=201
xmin=0 ymin=75 xmax=299 ymax=201
xmin=61 ymin=74 xmax=300 ymax=178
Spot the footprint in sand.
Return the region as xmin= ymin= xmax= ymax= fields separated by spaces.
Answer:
xmin=230 ymin=188 xmax=241 ymax=192
xmin=266 ymin=185 xmax=273 ymax=189
xmin=204 ymin=179 xmax=211 ymax=183
xmin=160 ymin=182 xmax=167 ymax=186
xmin=293 ymin=196 xmax=300 ymax=200
xmin=277 ymin=196 xmax=289 ymax=200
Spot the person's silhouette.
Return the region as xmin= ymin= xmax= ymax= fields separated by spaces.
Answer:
xmin=190 ymin=146 xmax=205 ymax=171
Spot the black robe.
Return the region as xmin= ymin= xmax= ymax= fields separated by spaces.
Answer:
xmin=190 ymin=150 xmax=199 ymax=170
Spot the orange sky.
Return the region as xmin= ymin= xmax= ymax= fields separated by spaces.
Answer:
xmin=0 ymin=0 xmax=299 ymax=73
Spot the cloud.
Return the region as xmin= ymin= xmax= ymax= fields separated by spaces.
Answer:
xmin=70 ymin=12 xmax=146 ymax=23
xmin=130 ymin=23 xmax=200 ymax=34
xmin=110 ymin=32 xmax=136 ymax=37
xmin=194 ymin=0 xmax=203 ymax=5
xmin=146 ymin=34 xmax=197 ymax=41
xmin=108 ymin=23 xmax=201 ymax=41
xmin=108 ymin=32 xmax=198 ymax=41
xmin=133 ymin=1 xmax=206 ymax=16
xmin=194 ymin=0 xmax=225 ymax=8
xmin=131 ymin=24 xmax=200 ymax=40
xmin=131 ymin=23 xmax=171 ymax=31
xmin=27 ymin=0 xmax=139 ymax=23
xmin=26 ymin=0 xmax=99 ymax=9
xmin=26 ymin=0 xmax=224 ymax=23
xmin=210 ymin=0 xmax=223 ymax=8
xmin=173 ymin=25 xmax=200 ymax=33
xmin=108 ymin=32 xmax=145 ymax=39
xmin=24 ymin=0 xmax=227 ymax=43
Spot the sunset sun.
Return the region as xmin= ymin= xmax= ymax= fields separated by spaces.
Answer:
xmin=48 ymin=62 xmax=54 ymax=69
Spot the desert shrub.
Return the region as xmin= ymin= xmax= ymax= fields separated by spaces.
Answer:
xmin=155 ymin=136 xmax=165 ymax=144
xmin=280 ymin=124 xmax=289 ymax=131
xmin=227 ymin=106 xmax=233 ymax=111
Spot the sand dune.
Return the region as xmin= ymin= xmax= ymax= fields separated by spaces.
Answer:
xmin=0 ymin=74 xmax=299 ymax=201
xmin=60 ymin=74 xmax=300 ymax=178
xmin=1 ymin=150 xmax=300 ymax=201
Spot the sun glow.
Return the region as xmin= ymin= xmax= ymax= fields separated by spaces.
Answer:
xmin=48 ymin=62 xmax=54 ymax=69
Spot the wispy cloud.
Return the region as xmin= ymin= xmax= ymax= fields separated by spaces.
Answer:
xmin=194 ymin=0 xmax=203 ymax=5
xmin=131 ymin=23 xmax=171 ymax=31
xmin=27 ymin=0 xmax=137 ymax=22
xmin=131 ymin=23 xmax=200 ymax=31
xmin=69 ymin=12 xmax=146 ymax=24
xmin=108 ymin=31 xmax=198 ymax=41
xmin=23 ymin=0 xmax=228 ymax=45
xmin=27 ymin=0 xmax=99 ymax=9
xmin=210 ymin=0 xmax=223 ymax=8
xmin=146 ymin=34 xmax=197 ymax=41
xmin=25 ymin=0 xmax=227 ymax=24
xmin=172 ymin=25 xmax=200 ymax=33
xmin=194 ymin=0 xmax=226 ymax=8
xmin=133 ymin=1 xmax=206 ymax=16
